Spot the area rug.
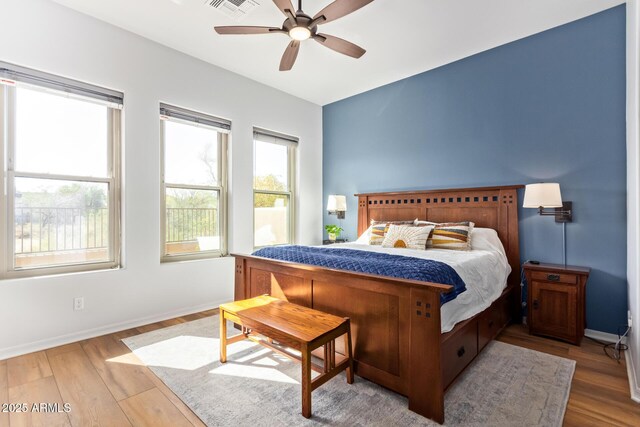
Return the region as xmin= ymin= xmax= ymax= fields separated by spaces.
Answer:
xmin=122 ymin=317 xmax=575 ymax=426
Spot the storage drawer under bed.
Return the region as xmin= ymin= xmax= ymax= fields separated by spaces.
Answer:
xmin=442 ymin=319 xmax=478 ymax=388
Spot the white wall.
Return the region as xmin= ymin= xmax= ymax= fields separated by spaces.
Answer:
xmin=0 ymin=0 xmax=323 ymax=359
xmin=627 ymin=0 xmax=640 ymax=403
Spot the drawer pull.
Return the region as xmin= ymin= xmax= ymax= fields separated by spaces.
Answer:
xmin=533 ymin=299 xmax=539 ymax=310
xmin=547 ymin=274 xmax=560 ymax=281
xmin=457 ymin=346 xmax=466 ymax=358
xmin=488 ymin=320 xmax=494 ymax=328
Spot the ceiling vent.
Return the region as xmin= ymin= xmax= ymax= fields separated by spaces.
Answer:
xmin=205 ymin=0 xmax=260 ymax=21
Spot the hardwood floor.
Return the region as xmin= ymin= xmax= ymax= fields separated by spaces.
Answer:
xmin=1 ymin=312 xmax=638 ymax=426
xmin=1 ymin=360 xmax=10 ymax=427
xmin=1 ymin=309 xmax=214 ymax=427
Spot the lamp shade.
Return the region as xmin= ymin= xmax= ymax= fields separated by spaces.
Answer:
xmin=523 ymin=183 xmax=563 ymax=208
xmin=327 ymin=195 xmax=347 ymax=211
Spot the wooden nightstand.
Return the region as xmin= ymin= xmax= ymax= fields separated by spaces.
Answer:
xmin=523 ymin=262 xmax=590 ymax=345
xmin=322 ymin=239 xmax=348 ymax=245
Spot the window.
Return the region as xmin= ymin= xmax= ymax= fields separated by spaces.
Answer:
xmin=0 ymin=63 xmax=122 ymax=278
xmin=253 ymin=129 xmax=297 ymax=247
xmin=160 ymin=104 xmax=229 ymax=261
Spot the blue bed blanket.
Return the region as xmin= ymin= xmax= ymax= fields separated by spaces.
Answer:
xmin=252 ymin=245 xmax=466 ymax=305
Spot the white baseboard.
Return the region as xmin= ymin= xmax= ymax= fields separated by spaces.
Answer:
xmin=585 ymin=329 xmax=640 ymax=402
xmin=0 ymin=299 xmax=228 ymax=361
xmin=626 ymin=347 xmax=640 ymax=403
xmin=584 ymin=328 xmax=627 ymax=344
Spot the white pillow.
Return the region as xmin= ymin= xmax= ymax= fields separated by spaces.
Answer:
xmin=355 ymin=226 xmax=373 ymax=244
xmin=470 ymin=227 xmax=506 ymax=255
xmin=381 ymin=225 xmax=433 ymax=250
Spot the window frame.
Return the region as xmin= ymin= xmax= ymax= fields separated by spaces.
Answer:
xmin=0 ymin=83 xmax=122 ymax=279
xmin=252 ymin=129 xmax=297 ymax=249
xmin=159 ymin=105 xmax=229 ymax=262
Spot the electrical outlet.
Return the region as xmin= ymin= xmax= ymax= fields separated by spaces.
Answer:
xmin=74 ymin=297 xmax=84 ymax=311
xmin=628 ymin=310 xmax=633 ymax=328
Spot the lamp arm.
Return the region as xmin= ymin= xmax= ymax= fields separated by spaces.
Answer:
xmin=537 ymin=201 xmax=573 ymax=223
xmin=537 ymin=207 xmax=572 ymax=215
xmin=328 ymin=209 xmax=346 ymax=220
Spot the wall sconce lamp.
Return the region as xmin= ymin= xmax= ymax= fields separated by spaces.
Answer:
xmin=327 ymin=195 xmax=347 ymax=219
xmin=523 ymin=183 xmax=572 ymax=222
xmin=523 ymin=182 xmax=573 ymax=265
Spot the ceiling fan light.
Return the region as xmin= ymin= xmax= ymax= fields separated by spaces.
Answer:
xmin=289 ymin=26 xmax=311 ymax=41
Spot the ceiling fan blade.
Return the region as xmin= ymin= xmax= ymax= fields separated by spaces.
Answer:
xmin=279 ymin=40 xmax=300 ymax=71
xmin=313 ymin=0 xmax=374 ymax=25
xmin=273 ymin=0 xmax=297 ymax=22
xmin=215 ymin=26 xmax=282 ymax=35
xmin=315 ymin=34 xmax=365 ymax=58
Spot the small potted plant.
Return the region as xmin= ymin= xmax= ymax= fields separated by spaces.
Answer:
xmin=325 ymin=224 xmax=343 ymax=242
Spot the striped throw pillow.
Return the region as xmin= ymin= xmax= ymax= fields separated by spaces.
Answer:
xmin=369 ymin=223 xmax=390 ymax=245
xmin=429 ymin=222 xmax=475 ymax=250
xmin=414 ymin=220 xmax=437 ymax=247
xmin=370 ymin=219 xmax=416 ymax=226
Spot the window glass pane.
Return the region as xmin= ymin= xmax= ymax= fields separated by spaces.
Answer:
xmin=254 ymin=193 xmax=290 ymax=247
xmin=15 ymin=87 xmax=108 ymax=177
xmin=165 ymin=187 xmax=220 ymax=255
xmin=164 ymin=120 xmax=219 ymax=186
xmin=14 ymin=177 xmax=110 ymax=269
xmin=253 ymin=140 xmax=288 ymax=191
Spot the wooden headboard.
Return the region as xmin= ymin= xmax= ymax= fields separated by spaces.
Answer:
xmin=356 ymin=185 xmax=523 ymax=287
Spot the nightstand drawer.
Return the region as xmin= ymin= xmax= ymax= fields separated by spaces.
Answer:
xmin=322 ymin=239 xmax=347 ymax=245
xmin=530 ymin=271 xmax=577 ymax=285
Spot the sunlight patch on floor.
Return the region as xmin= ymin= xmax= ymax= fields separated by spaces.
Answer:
xmin=106 ymin=352 xmax=146 ymax=366
xmin=254 ymin=356 xmax=280 ymax=367
xmin=235 ymin=347 xmax=271 ymax=363
xmin=122 ymin=335 xmax=255 ymax=370
xmin=209 ymin=362 xmax=299 ymax=384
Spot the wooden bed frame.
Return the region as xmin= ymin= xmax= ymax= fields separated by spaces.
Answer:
xmin=232 ymin=185 xmax=523 ymax=423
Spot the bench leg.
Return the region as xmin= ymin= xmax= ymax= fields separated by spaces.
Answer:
xmin=323 ymin=343 xmax=330 ymax=373
xmin=219 ymin=309 xmax=227 ymax=363
xmin=345 ymin=325 xmax=354 ymax=384
xmin=330 ymin=340 xmax=335 ymax=369
xmin=301 ymin=345 xmax=312 ymax=418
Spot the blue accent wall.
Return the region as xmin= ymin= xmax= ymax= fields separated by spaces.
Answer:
xmin=322 ymin=6 xmax=627 ymax=334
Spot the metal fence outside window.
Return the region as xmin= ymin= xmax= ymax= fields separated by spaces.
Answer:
xmin=15 ymin=207 xmax=108 ymax=254
xmin=15 ymin=207 xmax=218 ymax=254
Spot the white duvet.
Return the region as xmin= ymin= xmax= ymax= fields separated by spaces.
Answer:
xmin=322 ymin=240 xmax=511 ymax=333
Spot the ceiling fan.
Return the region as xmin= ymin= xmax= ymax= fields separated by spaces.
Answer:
xmin=214 ymin=0 xmax=374 ymax=71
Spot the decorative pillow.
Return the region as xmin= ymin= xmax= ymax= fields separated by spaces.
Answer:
xmin=414 ymin=220 xmax=437 ymax=247
xmin=382 ymin=225 xmax=433 ymax=249
xmin=429 ymin=222 xmax=475 ymax=250
xmin=368 ymin=219 xmax=418 ymax=245
xmin=414 ymin=220 xmax=437 ymax=226
xmin=369 ymin=223 xmax=390 ymax=245
xmin=414 ymin=220 xmax=437 ymax=235
xmin=370 ymin=219 xmax=416 ymax=226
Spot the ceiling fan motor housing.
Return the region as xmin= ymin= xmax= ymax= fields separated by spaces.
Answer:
xmin=283 ymin=13 xmax=317 ymax=37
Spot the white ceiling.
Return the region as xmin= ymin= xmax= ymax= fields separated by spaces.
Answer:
xmin=51 ymin=0 xmax=623 ymax=105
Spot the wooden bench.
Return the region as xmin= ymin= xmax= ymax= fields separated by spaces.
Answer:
xmin=219 ymin=295 xmax=354 ymax=418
